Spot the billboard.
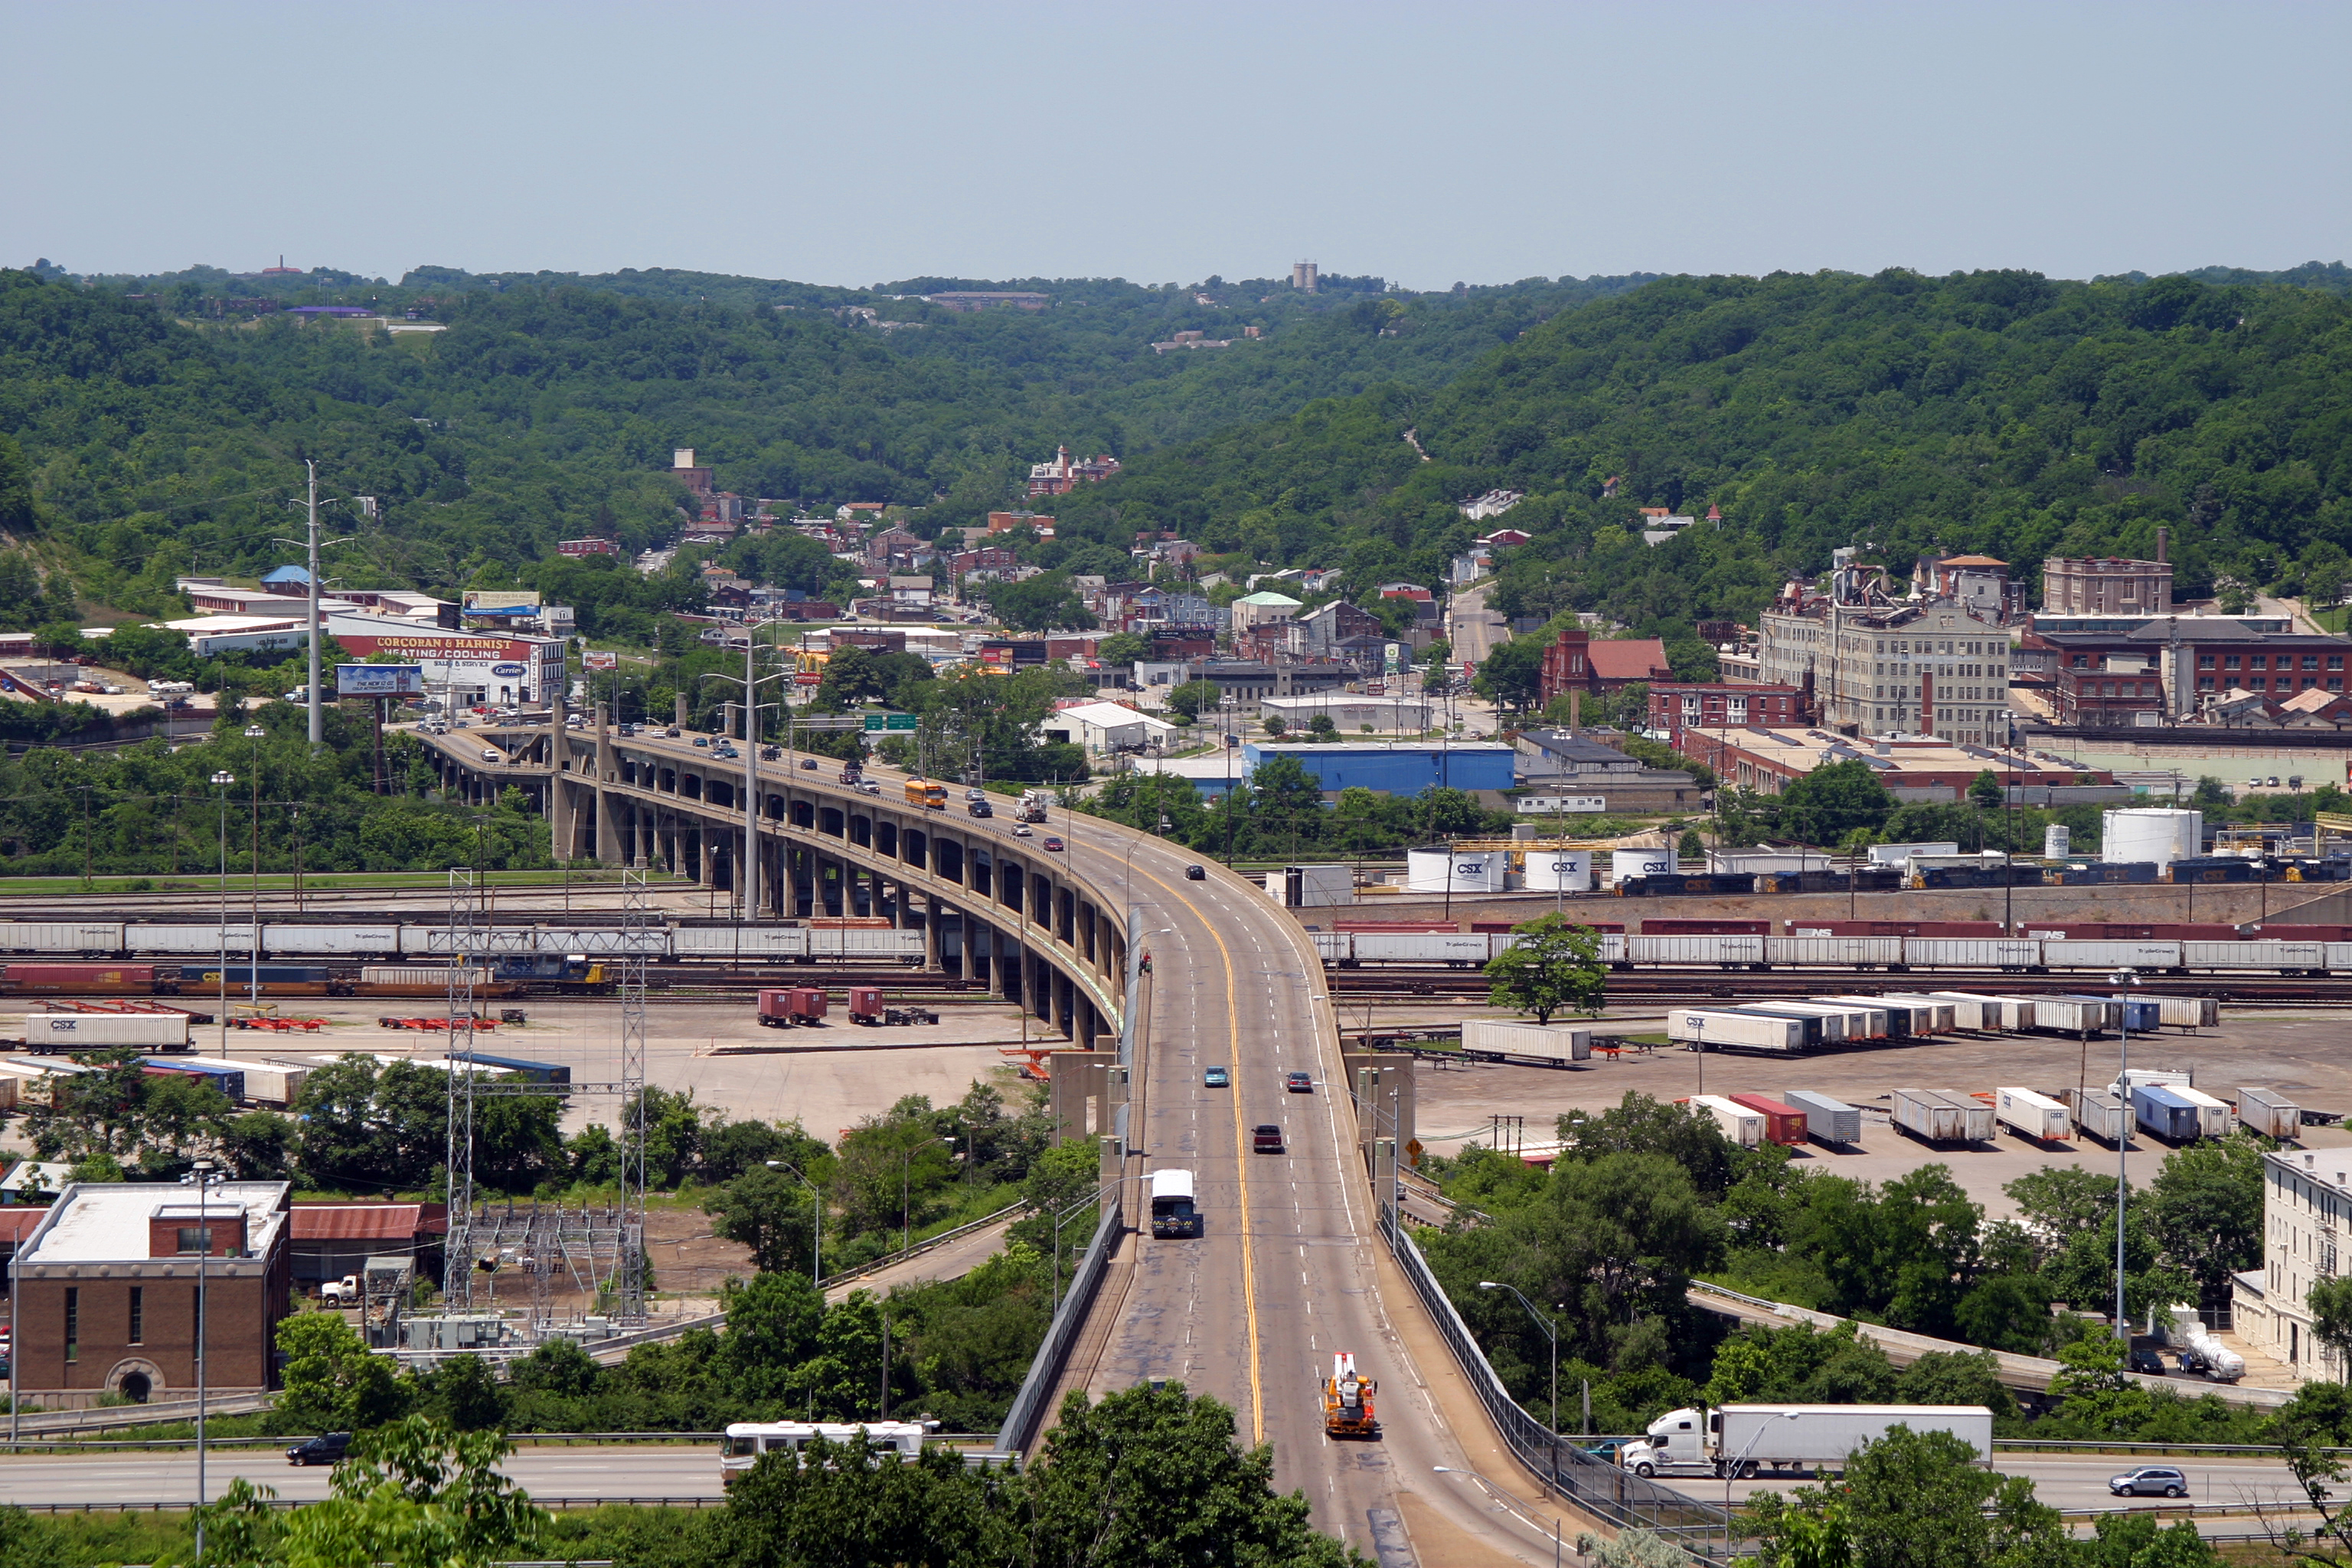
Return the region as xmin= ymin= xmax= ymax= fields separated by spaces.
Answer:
xmin=336 ymin=663 xmax=426 ymax=697
xmin=582 ymin=649 xmax=619 ymax=671
xmin=462 ymin=590 xmax=541 ymax=612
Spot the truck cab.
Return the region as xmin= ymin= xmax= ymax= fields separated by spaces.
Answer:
xmin=1149 ymin=1168 xmax=1200 ymax=1238
xmin=1620 ymin=1407 xmax=1713 ymax=1476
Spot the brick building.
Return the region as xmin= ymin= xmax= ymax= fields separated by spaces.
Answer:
xmin=1648 ymin=682 xmax=1807 ymax=740
xmin=1537 ymin=629 xmax=1674 ymax=707
xmin=12 ymin=1182 xmax=292 ymax=1406
xmin=2041 ymin=554 xmax=2174 ymax=616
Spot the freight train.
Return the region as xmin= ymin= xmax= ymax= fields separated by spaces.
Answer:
xmin=1619 ymin=854 xmax=2351 ymax=896
xmin=0 ymin=921 xmax=927 ymax=964
xmin=1312 ymin=929 xmax=2352 ymax=976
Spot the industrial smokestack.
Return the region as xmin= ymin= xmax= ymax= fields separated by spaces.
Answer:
xmin=2156 ymin=526 xmax=2169 ymax=564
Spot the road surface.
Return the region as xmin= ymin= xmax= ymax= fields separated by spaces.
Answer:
xmin=1447 ymin=580 xmax=1510 ymax=668
xmin=1656 ymin=1454 xmax=2308 ymax=1518
xmin=0 ymin=1445 xmax=724 ymax=1508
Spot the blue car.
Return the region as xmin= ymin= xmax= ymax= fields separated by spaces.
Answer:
xmin=1203 ymin=1067 xmax=1230 ymax=1087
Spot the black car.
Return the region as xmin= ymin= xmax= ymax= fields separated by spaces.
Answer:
xmin=801 ymin=758 xmax=818 ymax=770
xmin=1184 ymin=864 xmax=1207 ymax=880
xmin=969 ymin=801 xmax=994 ymax=817
xmin=2127 ymin=1348 xmax=2167 ymax=1376
xmin=288 ymin=1432 xmax=353 ymax=1467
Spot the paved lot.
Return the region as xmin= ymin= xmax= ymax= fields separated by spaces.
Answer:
xmin=1408 ymin=1006 xmax=2352 ymax=1224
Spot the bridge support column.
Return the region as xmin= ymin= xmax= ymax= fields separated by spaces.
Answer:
xmin=981 ymin=923 xmax=1003 ymax=997
xmin=922 ymin=893 xmax=942 ymax=971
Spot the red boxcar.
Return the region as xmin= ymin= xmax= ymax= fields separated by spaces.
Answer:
xmin=1639 ymin=919 xmax=1772 ymax=936
xmin=1729 ymin=1093 xmax=1809 ymax=1145
xmin=1334 ymin=920 xmax=1462 ymax=933
xmin=1470 ymin=920 xmax=1623 ymax=934
xmin=2022 ymin=922 xmax=2239 ymax=941
xmin=2242 ymin=924 xmax=2352 ymax=942
xmin=1784 ymin=920 xmax=2002 ymax=938
xmin=2 ymin=963 xmax=156 ymax=989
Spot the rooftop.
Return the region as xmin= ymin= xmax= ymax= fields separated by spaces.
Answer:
xmin=1714 ymin=728 xmax=2100 ymax=778
xmin=23 ymin=1181 xmax=289 ymax=1265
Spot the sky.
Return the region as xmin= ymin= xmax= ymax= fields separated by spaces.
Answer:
xmin=6 ymin=1 xmax=2347 ymax=291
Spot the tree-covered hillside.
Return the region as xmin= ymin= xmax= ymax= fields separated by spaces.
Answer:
xmin=0 ymin=266 xmax=1643 ymax=614
xmin=1046 ymin=269 xmax=2352 ymax=626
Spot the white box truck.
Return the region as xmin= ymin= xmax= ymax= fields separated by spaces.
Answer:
xmin=1461 ymin=1020 xmax=1592 ymax=1064
xmin=10 ymin=1011 xmax=191 ymax=1054
xmin=1620 ymin=1403 xmax=1995 ymax=1478
xmin=1994 ymin=1086 xmax=2070 ymax=1142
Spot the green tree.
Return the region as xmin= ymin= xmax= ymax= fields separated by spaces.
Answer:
xmin=1968 ymin=769 xmax=2004 ymax=812
xmin=1473 ymin=635 xmax=1546 ymax=712
xmin=277 ymin=1310 xmax=408 ymax=1433
xmin=1776 ymin=759 xmax=1895 ymax=845
xmin=1165 ymin=679 xmax=1222 ymax=720
xmin=1482 ymin=914 xmax=1607 ymax=1024
xmin=421 ymin=1354 xmax=512 ymax=1433
xmin=984 ymin=571 xmax=1097 ymax=632
xmin=1095 ymin=631 xmax=1152 ymax=665
xmin=2146 ymin=1135 xmax=2267 ymax=1300
xmin=704 ymin=1165 xmax=820 ymax=1276
xmin=2309 ymin=1273 xmax=2352 ymax=1369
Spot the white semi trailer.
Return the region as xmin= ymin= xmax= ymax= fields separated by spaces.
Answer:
xmin=1620 ymin=1403 xmax=1995 ymax=1478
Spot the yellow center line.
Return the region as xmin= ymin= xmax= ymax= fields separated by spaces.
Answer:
xmin=1125 ymin=854 xmax=1264 ymax=1447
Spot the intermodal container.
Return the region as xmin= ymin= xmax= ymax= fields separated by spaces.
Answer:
xmin=2041 ymin=940 xmax=2182 ymax=971
xmin=2249 ymin=924 xmax=2352 ymax=942
xmin=1782 ymin=1089 xmax=1861 ymax=1145
xmin=1727 ymin=1093 xmax=1808 ymax=1145
xmin=1686 ymin=1095 xmax=1766 ymax=1148
xmin=2236 ymin=1086 xmax=2302 ymax=1140
xmin=1664 ymin=1009 xmax=1805 ymax=1053
xmin=2024 ymin=923 xmax=2239 ymax=942
xmin=1352 ymin=933 xmax=1495 ymax=965
xmin=2065 ymin=1088 xmax=2131 ymax=1144
xmin=1638 ymin=919 xmax=1772 ymax=936
xmin=2115 ymin=997 xmax=2164 ymax=1033
xmin=1893 ymin=1089 xmax=1992 ymax=1144
xmin=260 ymin=925 xmax=401 ymax=958
xmin=2184 ymin=940 xmax=2329 ymax=973
xmin=2156 ymin=996 xmax=2219 ymax=1029
xmin=1825 ymin=995 xmax=1948 ymax=1035
xmin=1881 ymin=992 xmax=1991 ymax=1031
xmin=2020 ymin=995 xmax=2112 ymax=1034
xmin=1994 ymin=1086 xmax=2070 ymax=1141
xmin=141 ymin=1057 xmax=245 ymax=1102
xmin=1903 ymin=938 xmax=2043 ymax=969
xmin=671 ymin=926 xmax=812 ymax=959
xmin=1926 ymin=992 xmax=2037 ymax=1031
xmin=1762 ymin=936 xmax=1904 ymax=969
xmin=1461 ymin=1020 xmax=1592 ymax=1063
xmin=124 ymin=925 xmax=260 ymax=955
xmin=1740 ymin=1002 xmax=1850 ymax=1043
xmin=2132 ymin=1083 xmax=2205 ymax=1142
xmin=2171 ymin=1083 xmax=2233 ymax=1138
xmin=1 ymin=963 xmax=157 ymax=988
xmin=1626 ymin=936 xmax=1766 ymax=967
xmin=1714 ymin=1006 xmax=1824 ymax=1048
xmin=0 ymin=923 xmax=126 ymax=955
xmin=16 ymin=1012 xmax=191 ymax=1052
xmin=1786 ymin=920 xmax=2002 ymax=939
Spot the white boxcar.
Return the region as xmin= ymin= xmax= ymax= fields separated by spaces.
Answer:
xmin=1763 ymin=936 xmax=1905 ymax=969
xmin=125 ymin=924 xmax=259 ymax=956
xmin=411 ymin=926 xmax=671 ymax=958
xmin=1351 ymin=933 xmax=1496 ymax=965
xmin=360 ymin=965 xmax=495 ymax=989
xmin=672 ymin=926 xmax=813 ymax=959
xmin=2041 ymin=940 xmax=2184 ymax=971
xmin=1893 ymin=1088 xmax=1993 ymax=1144
xmin=15 ymin=1012 xmax=191 ymax=1051
xmin=2183 ymin=940 xmax=2329 ymax=973
xmin=1462 ymin=1019 xmax=1592 ymax=1063
xmin=2236 ymin=1086 xmax=2302 ymax=1140
xmin=0 ymin=923 xmax=126 ymax=955
xmin=2064 ymin=1087 xmax=2132 ymax=1143
xmin=1687 ymin=1094 xmax=1766 ymax=1147
xmin=1665 ymin=1008 xmax=1806 ymax=1053
xmin=1598 ymin=933 xmax=1627 ymax=963
xmin=2020 ymin=995 xmax=2112 ymax=1034
xmin=2156 ymin=996 xmax=2219 ymax=1029
xmin=1995 ymin=1086 xmax=2070 ymax=1141
xmin=1782 ymin=1089 xmax=1863 ymax=1145
xmin=1312 ymin=932 xmax=1351 ymax=963
xmin=1628 ymin=936 xmax=1766 ymax=968
xmin=818 ymin=928 xmax=926 ymax=961
xmin=2171 ymin=1083 xmax=2234 ymax=1139
xmin=262 ymin=925 xmax=402 ymax=959
xmin=1903 ymin=938 xmax=2043 ymax=969
xmin=1926 ymin=991 xmax=2035 ymax=1031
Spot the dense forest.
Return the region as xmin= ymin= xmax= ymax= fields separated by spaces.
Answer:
xmin=1046 ymin=267 xmax=2352 ymax=630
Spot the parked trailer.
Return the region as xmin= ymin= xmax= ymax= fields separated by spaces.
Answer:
xmin=2017 ymin=995 xmax=2112 ymax=1035
xmin=1665 ymin=1009 xmax=1807 ymax=1054
xmin=260 ymin=925 xmax=402 ymax=959
xmin=1892 ymin=1089 xmax=1993 ymax=1145
xmin=198 ymin=1056 xmax=306 ymax=1107
xmin=2041 ymin=940 xmax=2184 ymax=972
xmin=2236 ymin=1086 xmax=2303 ymax=1140
xmin=1762 ymin=936 xmax=1905 ymax=969
xmin=142 ymin=1057 xmax=245 ymax=1103
xmin=1825 ymin=995 xmax=1952 ymax=1036
xmin=1687 ymin=1095 xmax=1767 ymax=1148
xmin=2171 ymin=1083 xmax=2234 ymax=1139
xmin=2183 ymin=940 xmax=2330 ymax=975
xmin=1881 ymin=992 xmax=1994 ymax=1033
xmin=1903 ymin=938 xmax=2043 ymax=970
xmin=2156 ymin=997 xmax=2219 ymax=1030
xmin=1782 ymin=1089 xmax=1862 ymax=1146
xmin=1715 ymin=1006 xmax=1827 ymax=1049
xmin=756 ymin=988 xmax=828 ymax=1027
xmin=1925 ymin=992 xmax=2037 ymax=1031
xmin=1626 ymin=935 xmax=1767 ymax=968
xmin=11 ymin=1011 xmax=191 ymax=1054
xmin=2133 ymin=1083 xmax=2210 ymax=1142
xmin=1461 ymin=1020 xmax=1592 ymax=1064
xmin=1728 ymin=1093 xmax=1808 ymax=1145
xmin=2065 ymin=1088 xmax=2133 ymax=1145
xmin=126 ymin=925 xmax=260 ymax=956
xmin=1747 ymin=1001 xmax=1865 ymax=1042
xmin=1994 ymin=1086 xmax=2071 ymax=1142
xmin=0 ymin=923 xmax=127 ymax=956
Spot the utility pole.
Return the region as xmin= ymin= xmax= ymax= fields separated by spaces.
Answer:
xmin=305 ymin=459 xmax=322 ymax=748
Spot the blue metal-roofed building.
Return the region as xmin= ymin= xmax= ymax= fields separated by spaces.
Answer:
xmin=1242 ymin=742 xmax=1516 ymax=799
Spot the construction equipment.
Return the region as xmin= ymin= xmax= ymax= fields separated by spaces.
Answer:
xmin=1323 ymin=1351 xmax=1379 ymax=1439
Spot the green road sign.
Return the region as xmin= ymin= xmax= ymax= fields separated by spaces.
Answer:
xmin=863 ymin=714 xmax=886 ymax=731
xmin=887 ymin=713 xmax=919 ymax=731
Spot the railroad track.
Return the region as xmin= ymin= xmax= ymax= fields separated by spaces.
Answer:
xmin=1322 ymin=967 xmax=2352 ymax=1004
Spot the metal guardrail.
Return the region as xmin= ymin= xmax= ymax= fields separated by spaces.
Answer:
xmin=991 ymin=1187 xmax=1121 ymax=1460
xmin=818 ymin=1203 xmax=1024 ymax=1291
xmin=0 ymin=1429 xmax=1001 ymax=1453
xmin=1377 ymin=1204 xmax=1734 ymax=1556
xmin=7 ymin=1392 xmax=276 ymax=1440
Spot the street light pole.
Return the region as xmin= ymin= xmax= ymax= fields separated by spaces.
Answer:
xmin=188 ymin=1157 xmax=218 ymax=1557
xmin=211 ymin=772 xmax=234 ymax=1052
xmin=2112 ymin=966 xmax=2138 ymax=1342
xmin=243 ymin=726 xmax=266 ymax=1010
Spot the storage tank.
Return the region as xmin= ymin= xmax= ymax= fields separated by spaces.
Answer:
xmin=2043 ymin=824 xmax=2072 ymax=859
xmin=1610 ymin=848 xmax=1672 ymax=886
xmin=1521 ymin=850 xmax=1593 ymax=893
xmin=2102 ymin=808 xmax=2202 ymax=868
xmin=1406 ymin=848 xmax=1506 ymax=894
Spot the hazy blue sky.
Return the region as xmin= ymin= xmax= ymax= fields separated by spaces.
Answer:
xmin=8 ymin=1 xmax=2346 ymax=289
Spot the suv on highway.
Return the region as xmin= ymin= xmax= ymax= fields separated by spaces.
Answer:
xmin=287 ymin=1432 xmax=353 ymax=1467
xmin=2109 ymin=1466 xmax=2187 ymax=1498
xmin=1252 ymin=1124 xmax=1284 ymax=1154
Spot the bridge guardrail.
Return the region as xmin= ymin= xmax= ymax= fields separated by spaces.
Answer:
xmin=991 ymin=1187 xmax=1120 ymax=1460
xmin=1378 ymin=1204 xmax=1735 ymax=1557
xmin=818 ymin=1203 xmax=1023 ymax=1292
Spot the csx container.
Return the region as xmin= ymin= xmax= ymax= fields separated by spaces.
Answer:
xmin=2132 ymin=1083 xmax=2208 ymax=1142
xmin=1686 ymin=1095 xmax=1766 ymax=1147
xmin=15 ymin=1011 xmax=191 ymax=1053
xmin=1893 ymin=1089 xmax=1992 ymax=1144
xmin=2065 ymin=1088 xmax=2132 ymax=1144
xmin=2184 ymin=940 xmax=2330 ymax=974
xmin=1782 ymin=1089 xmax=1862 ymax=1145
xmin=1727 ymin=1093 xmax=1808 ymax=1145
xmin=2236 ymin=1086 xmax=2303 ymax=1140
xmin=1665 ymin=1009 xmax=1805 ymax=1053
xmin=1994 ymin=1086 xmax=2070 ymax=1141
xmin=1903 ymin=938 xmax=2043 ymax=970
xmin=1462 ymin=1020 xmax=1592 ymax=1063
xmin=2171 ymin=1083 xmax=2233 ymax=1138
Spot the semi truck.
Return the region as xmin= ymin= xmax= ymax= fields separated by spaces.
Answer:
xmin=1322 ymin=1351 xmax=1379 ymax=1439
xmin=1016 ymin=790 xmax=1050 ymax=824
xmin=1619 ymin=1403 xmax=1994 ymax=1478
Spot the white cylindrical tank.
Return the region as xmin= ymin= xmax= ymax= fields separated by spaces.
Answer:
xmin=1611 ymin=848 xmax=1671 ymax=885
xmin=1405 ymin=848 xmax=1506 ymax=893
xmin=2043 ymin=824 xmax=2071 ymax=859
xmin=2102 ymin=808 xmax=2202 ymax=867
xmin=1522 ymin=850 xmax=1592 ymax=892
